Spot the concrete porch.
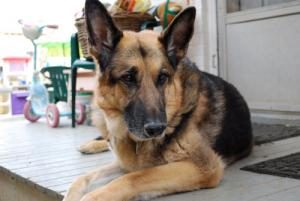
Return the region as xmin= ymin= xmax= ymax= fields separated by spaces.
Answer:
xmin=0 ymin=119 xmax=300 ymax=201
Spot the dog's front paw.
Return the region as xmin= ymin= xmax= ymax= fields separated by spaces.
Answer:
xmin=79 ymin=188 xmax=125 ymax=201
xmin=80 ymin=194 xmax=110 ymax=201
xmin=80 ymin=194 xmax=101 ymax=201
xmin=63 ymin=190 xmax=84 ymax=201
xmin=63 ymin=177 xmax=87 ymax=201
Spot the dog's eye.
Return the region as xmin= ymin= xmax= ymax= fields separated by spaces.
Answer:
xmin=121 ymin=72 xmax=136 ymax=84
xmin=157 ymin=73 xmax=169 ymax=86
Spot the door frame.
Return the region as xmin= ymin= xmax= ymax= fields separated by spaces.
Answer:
xmin=207 ymin=0 xmax=219 ymax=75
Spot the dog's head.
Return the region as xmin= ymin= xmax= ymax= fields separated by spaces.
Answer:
xmin=85 ymin=0 xmax=195 ymax=141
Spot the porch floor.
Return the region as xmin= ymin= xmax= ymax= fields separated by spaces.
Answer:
xmin=1 ymin=119 xmax=300 ymax=201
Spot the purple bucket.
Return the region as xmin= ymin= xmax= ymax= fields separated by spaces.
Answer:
xmin=11 ymin=91 xmax=29 ymax=115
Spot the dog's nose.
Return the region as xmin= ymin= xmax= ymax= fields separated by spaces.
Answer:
xmin=144 ymin=122 xmax=166 ymax=137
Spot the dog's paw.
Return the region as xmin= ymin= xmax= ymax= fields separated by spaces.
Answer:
xmin=63 ymin=190 xmax=84 ymax=201
xmin=62 ymin=176 xmax=88 ymax=201
xmin=78 ymin=140 xmax=109 ymax=154
xmin=80 ymin=194 xmax=100 ymax=201
xmin=62 ymin=195 xmax=81 ymax=201
xmin=80 ymin=193 xmax=112 ymax=201
xmin=79 ymin=187 xmax=125 ymax=201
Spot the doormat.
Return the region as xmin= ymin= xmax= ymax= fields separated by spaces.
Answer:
xmin=253 ymin=123 xmax=300 ymax=145
xmin=241 ymin=152 xmax=300 ymax=180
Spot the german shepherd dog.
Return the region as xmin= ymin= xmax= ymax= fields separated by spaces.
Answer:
xmin=63 ymin=0 xmax=253 ymax=200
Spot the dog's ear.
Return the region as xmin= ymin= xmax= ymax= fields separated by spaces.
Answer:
xmin=85 ymin=0 xmax=123 ymax=71
xmin=159 ymin=7 xmax=196 ymax=68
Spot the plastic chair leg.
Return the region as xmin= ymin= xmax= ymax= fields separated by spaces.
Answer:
xmin=71 ymin=67 xmax=77 ymax=128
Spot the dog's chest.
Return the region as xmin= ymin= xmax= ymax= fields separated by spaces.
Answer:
xmin=110 ymin=137 xmax=166 ymax=171
xmin=162 ymin=140 xmax=190 ymax=163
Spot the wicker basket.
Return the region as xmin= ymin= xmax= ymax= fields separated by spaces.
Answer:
xmin=75 ymin=17 xmax=90 ymax=59
xmin=74 ymin=12 xmax=155 ymax=59
xmin=112 ymin=12 xmax=155 ymax=32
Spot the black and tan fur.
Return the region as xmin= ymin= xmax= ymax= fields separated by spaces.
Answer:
xmin=64 ymin=0 xmax=253 ymax=200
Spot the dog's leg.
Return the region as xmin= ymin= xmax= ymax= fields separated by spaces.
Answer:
xmin=79 ymin=138 xmax=109 ymax=154
xmin=80 ymin=157 xmax=224 ymax=201
xmin=63 ymin=162 xmax=122 ymax=201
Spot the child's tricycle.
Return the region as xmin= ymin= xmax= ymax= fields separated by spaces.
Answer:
xmin=23 ymin=67 xmax=85 ymax=127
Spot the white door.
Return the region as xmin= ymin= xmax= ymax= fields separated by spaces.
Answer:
xmin=218 ymin=0 xmax=300 ymax=121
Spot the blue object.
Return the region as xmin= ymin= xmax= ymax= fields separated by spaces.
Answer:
xmin=29 ymin=72 xmax=49 ymax=115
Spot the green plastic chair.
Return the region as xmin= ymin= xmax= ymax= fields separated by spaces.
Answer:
xmin=71 ymin=33 xmax=95 ymax=127
xmin=40 ymin=66 xmax=70 ymax=103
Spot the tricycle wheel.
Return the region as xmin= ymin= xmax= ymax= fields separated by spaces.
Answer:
xmin=23 ymin=101 xmax=41 ymax=122
xmin=75 ymin=103 xmax=86 ymax=125
xmin=46 ymin=104 xmax=60 ymax=128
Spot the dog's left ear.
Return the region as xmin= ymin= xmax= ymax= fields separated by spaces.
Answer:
xmin=85 ymin=0 xmax=123 ymax=71
xmin=159 ymin=7 xmax=196 ymax=68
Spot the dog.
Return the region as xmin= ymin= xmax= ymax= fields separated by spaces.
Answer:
xmin=63 ymin=0 xmax=253 ymax=200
